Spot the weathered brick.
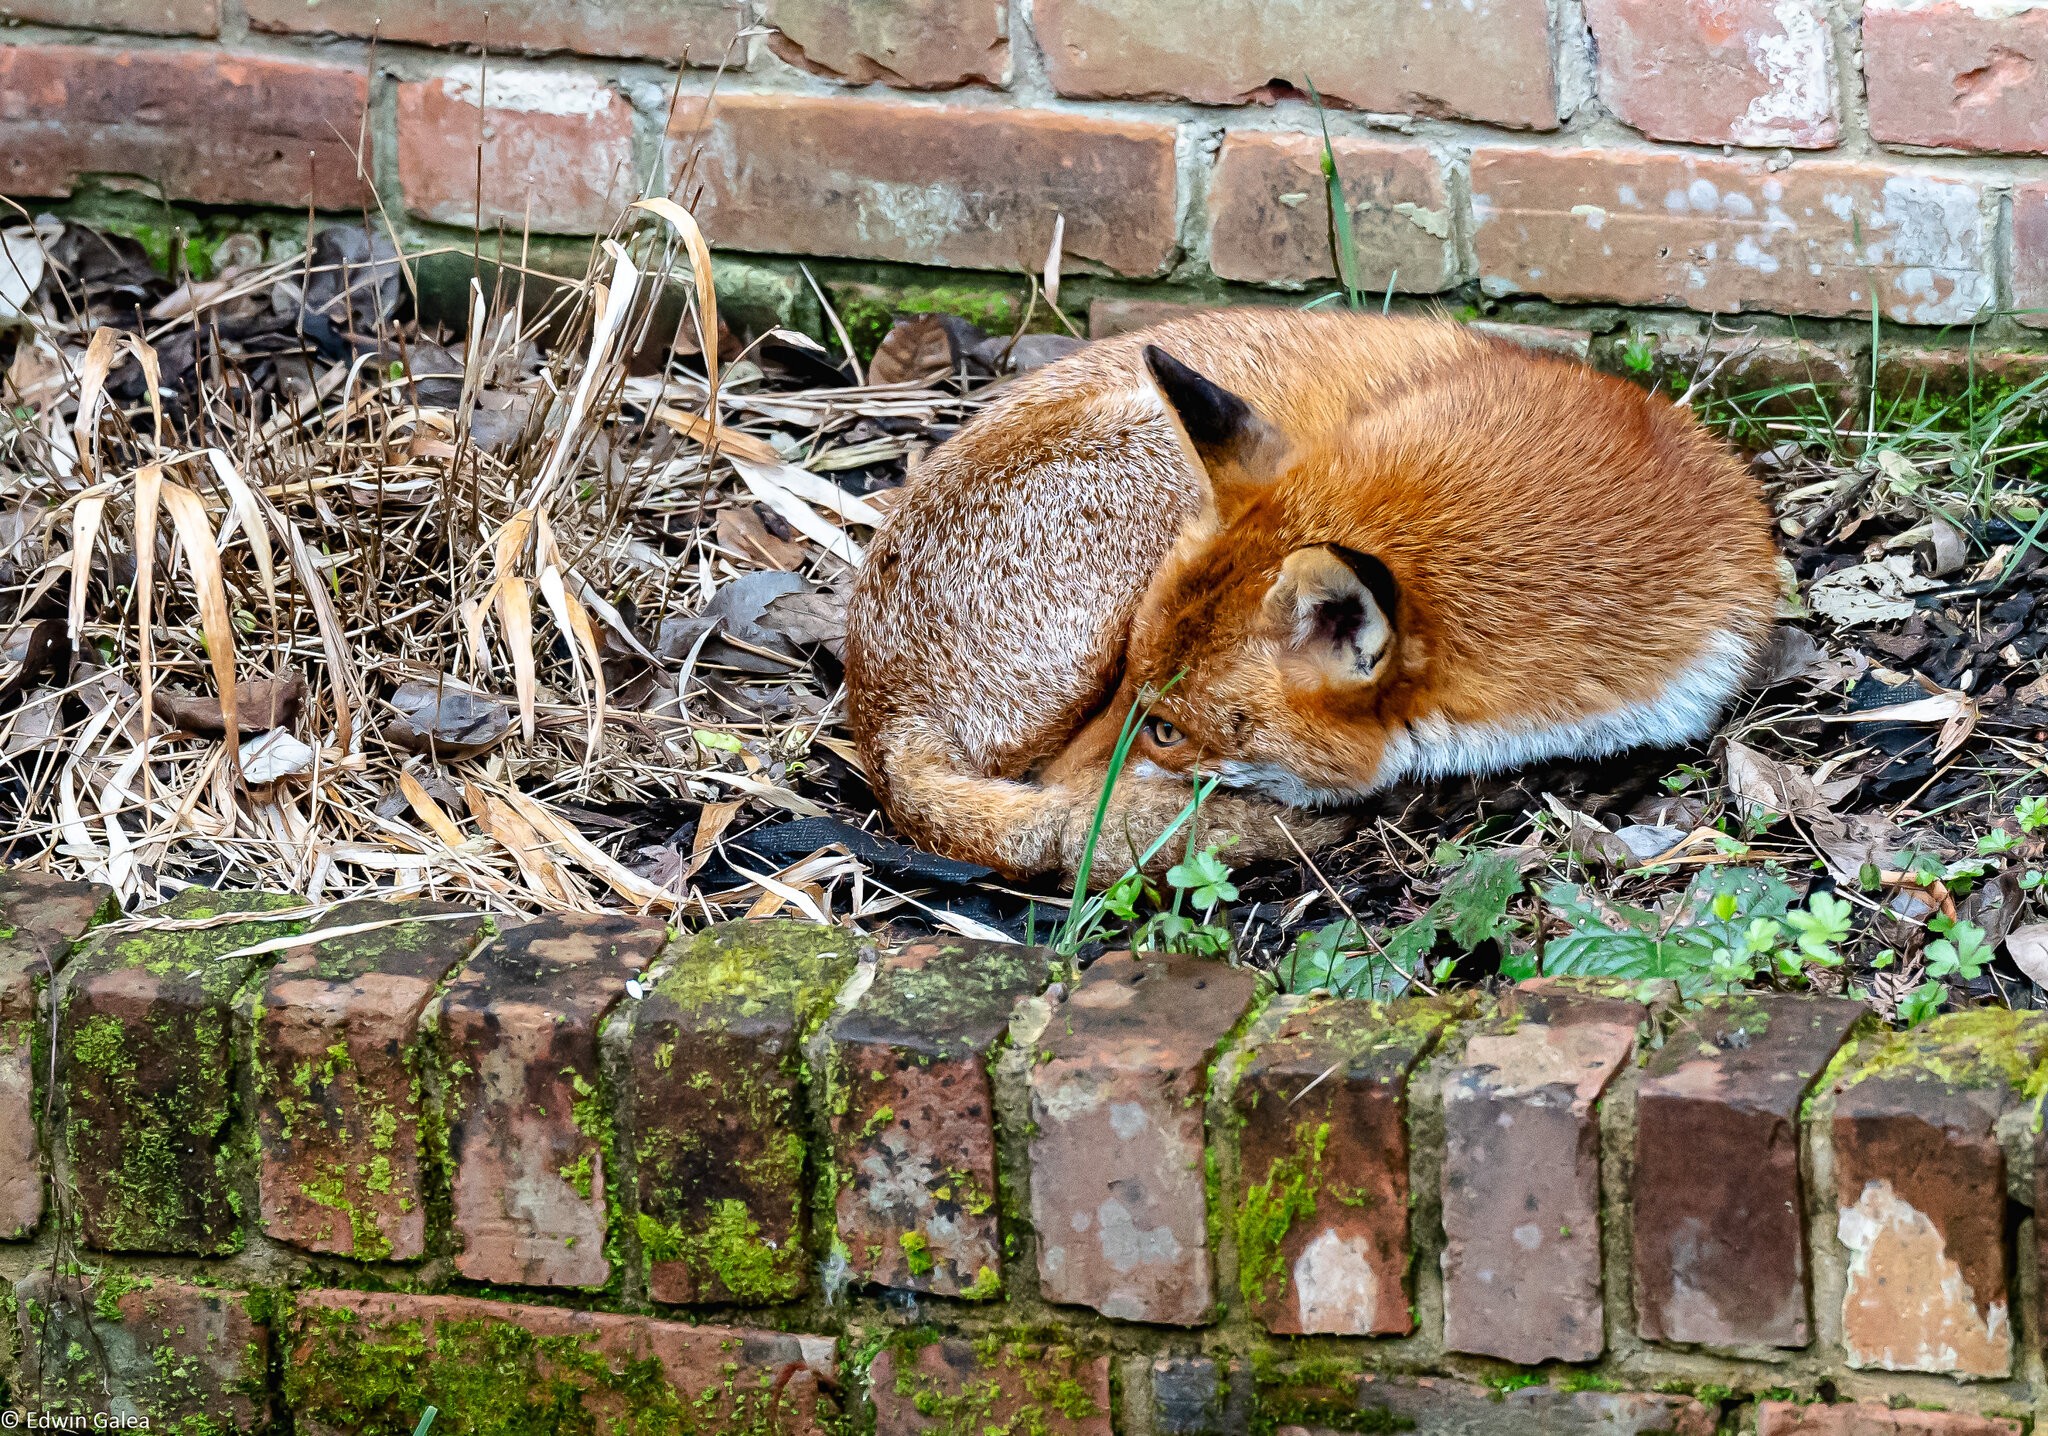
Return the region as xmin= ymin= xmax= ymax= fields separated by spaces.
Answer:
xmin=1633 ymin=994 xmax=1864 ymax=1349
xmin=618 ymin=921 xmax=854 ymax=1305
xmin=0 ymin=0 xmax=217 ymax=35
xmin=826 ymin=938 xmax=1047 ymax=1297
xmin=1088 ymin=297 xmax=1220 ymax=338
xmin=1230 ymin=996 xmax=1457 ymax=1335
xmin=765 ymin=0 xmax=1009 ymax=87
xmin=253 ymin=898 xmax=486 ymax=1260
xmin=1030 ymin=951 xmax=1257 ymax=1324
xmin=0 ymin=44 xmax=370 ymax=208
xmin=1466 ymin=320 xmax=1594 ymax=363
xmin=1830 ymin=1011 xmax=2048 ymax=1377
xmin=1865 ymin=1 xmax=2048 ymax=154
xmin=870 ymin=1338 xmax=1111 ymax=1436
xmin=287 ymin=1289 xmax=837 ymax=1436
xmin=1471 ymin=148 xmax=1996 ymax=325
xmin=1349 ymin=1375 xmax=1714 ymax=1436
xmin=1638 ymin=331 xmax=1862 ymax=406
xmin=1440 ymin=1005 xmax=1640 ymax=1363
xmin=1033 ymin=0 xmax=1557 ymax=129
xmin=16 ymin=1275 xmax=270 ymax=1430
xmin=1758 ymin=1402 xmax=2023 ymax=1435
xmin=441 ymin=911 xmax=664 ymax=1289
xmin=397 ymin=67 xmax=636 ymax=234
xmin=1206 ymin=132 xmax=1454 ymax=291
xmin=1152 ymin=1356 xmax=1251 ymax=1436
xmin=1583 ymin=0 xmax=1838 ymax=148
xmin=0 ymin=870 xmax=112 ymax=1240
xmin=56 ymin=888 xmax=307 ymax=1254
xmin=671 ymin=94 xmax=1180 ymax=277
xmin=1877 ymin=346 xmax=2048 ymax=402
xmin=245 ymin=0 xmax=745 ymax=64
xmin=2005 ymin=180 xmax=2048 ymax=330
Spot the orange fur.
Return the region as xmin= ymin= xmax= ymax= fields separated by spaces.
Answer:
xmin=844 ymin=308 xmax=1780 ymax=881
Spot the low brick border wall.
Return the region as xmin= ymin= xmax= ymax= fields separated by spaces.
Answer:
xmin=0 ymin=870 xmax=2043 ymax=1433
xmin=9 ymin=1 xmax=2048 ymax=347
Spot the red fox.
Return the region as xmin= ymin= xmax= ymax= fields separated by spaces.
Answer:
xmin=845 ymin=308 xmax=1780 ymax=882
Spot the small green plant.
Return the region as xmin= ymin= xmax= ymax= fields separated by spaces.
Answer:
xmin=2016 ymin=795 xmax=2048 ymax=833
xmin=1304 ymin=77 xmax=1366 ymax=312
xmin=1622 ymin=335 xmax=1655 ymax=374
xmin=1284 ymin=845 xmax=1523 ymax=998
xmin=1922 ymin=918 xmax=1994 ymax=983
xmin=1898 ymin=980 xmax=1947 ymax=1028
xmin=1979 ymin=828 xmax=2022 ymax=855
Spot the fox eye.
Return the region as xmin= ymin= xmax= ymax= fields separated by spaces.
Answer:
xmin=1144 ymin=716 xmax=1185 ymax=747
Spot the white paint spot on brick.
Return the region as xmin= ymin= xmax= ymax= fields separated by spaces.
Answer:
xmin=439 ymin=65 xmax=616 ymax=117
xmin=1722 ymin=192 xmax=1756 ymax=219
xmin=1687 ymin=178 xmax=1719 ymax=212
xmin=1869 ymin=0 xmax=2046 ymax=16
xmin=1838 ymin=1178 xmax=2010 ymax=1376
xmin=1870 ymin=174 xmax=1993 ymax=324
xmin=1571 ymin=203 xmax=1608 ymax=231
xmin=850 ymin=180 xmax=976 ymax=260
xmin=1294 ymin=1229 xmax=1379 ymax=1332
xmin=1822 ymin=192 xmax=1856 ymax=221
xmin=1617 ymin=184 xmax=1641 ymax=207
xmin=1109 ymin=1101 xmax=1149 ymax=1139
xmin=1096 ymin=1196 xmax=1183 ymax=1273
xmin=1735 ymin=0 xmax=1837 ymax=146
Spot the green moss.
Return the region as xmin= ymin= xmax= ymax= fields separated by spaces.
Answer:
xmin=899 ymin=1230 xmax=934 ymax=1277
xmin=1837 ymin=1007 xmax=2048 ymax=1099
xmin=1558 ymin=1372 xmax=1622 ymax=1393
xmin=90 ymin=1271 xmax=153 ymax=1322
xmin=885 ymin=1332 xmax=1103 ymax=1436
xmin=638 ymin=1199 xmax=802 ymax=1305
xmin=285 ymin=1299 xmax=817 ymax=1436
xmin=961 ymin=1264 xmax=1002 ymax=1300
xmin=1237 ymin=1122 xmax=1331 ymax=1308
xmin=73 ymin=1014 xmax=132 ymax=1076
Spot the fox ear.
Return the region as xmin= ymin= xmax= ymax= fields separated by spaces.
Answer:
xmin=1144 ymin=345 xmax=1291 ymax=521
xmin=1263 ymin=545 xmax=1399 ymax=684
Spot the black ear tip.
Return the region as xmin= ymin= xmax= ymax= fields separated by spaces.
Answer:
xmin=1143 ymin=344 xmax=1190 ymax=385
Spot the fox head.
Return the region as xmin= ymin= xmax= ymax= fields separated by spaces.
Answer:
xmin=1107 ymin=345 xmax=1418 ymax=802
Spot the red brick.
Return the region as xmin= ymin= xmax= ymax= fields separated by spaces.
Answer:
xmin=0 ymin=870 xmax=111 ymax=1240
xmin=1757 ymin=1403 xmax=2023 ymax=1436
xmin=1029 ymin=951 xmax=1257 ymax=1324
xmin=397 ymin=67 xmax=636 ymax=234
xmin=1472 ymin=148 xmax=1996 ymax=325
xmin=56 ymin=889 xmax=308 ymax=1254
xmin=254 ymin=898 xmax=486 ymax=1260
xmin=246 ymin=0 xmax=745 ymax=64
xmin=0 ymin=44 xmax=370 ymax=208
xmin=826 ymin=939 xmax=1047 ymax=1297
xmin=1878 ymin=346 xmax=2048 ymax=401
xmin=1583 ymin=0 xmax=1838 ymax=148
xmin=1865 ymin=1 xmax=2048 ymax=154
xmin=618 ymin=922 xmax=853 ymax=1305
xmin=0 ymin=0 xmax=217 ymax=35
xmin=16 ymin=1275 xmax=270 ymax=1430
xmin=1632 ymin=995 xmax=1864 ymax=1349
xmin=1440 ymin=1006 xmax=1640 ymax=1363
xmin=1638 ymin=331 xmax=1861 ymax=404
xmin=1829 ymin=1012 xmax=2048 ymax=1377
xmin=441 ymin=912 xmax=664 ymax=1289
xmin=1032 ymin=0 xmax=1558 ymax=129
xmin=1230 ymin=996 xmax=1458 ymax=1335
xmin=764 ymin=0 xmax=1009 ymax=87
xmin=671 ymin=94 xmax=1179 ymax=277
xmin=287 ymin=1289 xmax=837 ymax=1436
xmin=1206 ymin=131 xmax=1454 ymax=291
xmin=2005 ymin=180 xmax=2048 ymax=329
xmin=1349 ymin=1375 xmax=1714 ymax=1435
xmin=870 ymin=1339 xmax=1110 ymax=1436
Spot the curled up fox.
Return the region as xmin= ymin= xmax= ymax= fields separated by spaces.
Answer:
xmin=844 ymin=308 xmax=1781 ymax=882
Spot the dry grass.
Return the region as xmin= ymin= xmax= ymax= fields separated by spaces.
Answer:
xmin=0 ymin=203 xmax=976 ymax=924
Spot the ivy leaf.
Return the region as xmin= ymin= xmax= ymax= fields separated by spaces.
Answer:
xmin=1438 ymin=849 xmax=1523 ymax=950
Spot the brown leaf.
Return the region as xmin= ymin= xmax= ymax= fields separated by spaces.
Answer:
xmin=868 ymin=316 xmax=954 ymax=387
xmin=152 ymin=674 xmax=307 ymax=737
xmin=717 ymin=504 xmax=806 ymax=571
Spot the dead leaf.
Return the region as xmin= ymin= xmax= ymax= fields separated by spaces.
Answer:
xmin=0 ymin=227 xmax=46 ymax=323
xmin=1821 ymin=689 xmax=1980 ymax=762
xmin=241 ymin=728 xmax=315 ymax=784
xmin=1926 ymin=515 xmax=1969 ymax=577
xmin=2009 ymin=922 xmax=2048 ymax=988
xmin=1723 ymin=740 xmax=1857 ymax=821
xmin=383 ymin=677 xmax=512 ymax=758
xmin=868 ymin=316 xmax=954 ymax=387
xmin=1808 ymin=554 xmax=1938 ymax=627
xmin=152 ymin=674 xmax=307 ymax=737
xmin=717 ymin=505 xmax=806 ymax=571
xmin=1754 ymin=626 xmax=1827 ymax=688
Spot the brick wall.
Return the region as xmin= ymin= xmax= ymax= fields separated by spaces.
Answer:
xmin=0 ymin=870 xmax=2045 ymax=1432
xmin=8 ymin=0 xmax=2048 ymax=340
